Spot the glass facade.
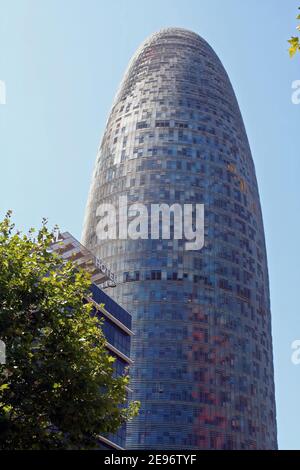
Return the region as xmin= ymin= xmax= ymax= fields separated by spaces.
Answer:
xmin=82 ymin=28 xmax=277 ymax=449
xmin=90 ymin=282 xmax=132 ymax=449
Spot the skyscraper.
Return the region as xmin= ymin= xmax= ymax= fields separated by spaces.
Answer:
xmin=82 ymin=28 xmax=277 ymax=450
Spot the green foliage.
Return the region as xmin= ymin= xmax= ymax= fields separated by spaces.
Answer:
xmin=0 ymin=212 xmax=139 ymax=449
xmin=288 ymin=7 xmax=300 ymax=57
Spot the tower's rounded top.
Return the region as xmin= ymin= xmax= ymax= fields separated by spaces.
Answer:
xmin=148 ymin=27 xmax=201 ymax=38
xmin=112 ymin=26 xmax=222 ymax=107
xmin=143 ymin=27 xmax=208 ymax=47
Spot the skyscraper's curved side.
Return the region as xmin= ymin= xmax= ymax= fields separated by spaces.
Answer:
xmin=82 ymin=28 xmax=277 ymax=450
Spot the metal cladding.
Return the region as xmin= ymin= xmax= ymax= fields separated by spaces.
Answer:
xmin=82 ymin=28 xmax=277 ymax=449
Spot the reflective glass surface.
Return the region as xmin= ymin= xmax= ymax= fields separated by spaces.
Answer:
xmin=83 ymin=28 xmax=277 ymax=450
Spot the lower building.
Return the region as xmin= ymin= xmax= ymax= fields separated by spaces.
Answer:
xmin=51 ymin=232 xmax=133 ymax=450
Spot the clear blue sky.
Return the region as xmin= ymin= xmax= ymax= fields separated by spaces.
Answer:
xmin=0 ymin=0 xmax=299 ymax=449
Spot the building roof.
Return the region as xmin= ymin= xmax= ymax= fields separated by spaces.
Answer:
xmin=50 ymin=232 xmax=116 ymax=288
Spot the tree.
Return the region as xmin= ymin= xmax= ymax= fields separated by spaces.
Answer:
xmin=288 ymin=6 xmax=300 ymax=57
xmin=0 ymin=212 xmax=139 ymax=449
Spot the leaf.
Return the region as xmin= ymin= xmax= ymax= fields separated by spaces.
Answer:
xmin=0 ymin=383 xmax=9 ymax=391
xmin=288 ymin=37 xmax=299 ymax=46
xmin=290 ymin=46 xmax=298 ymax=57
xmin=3 ymin=405 xmax=12 ymax=413
xmin=288 ymin=37 xmax=300 ymax=57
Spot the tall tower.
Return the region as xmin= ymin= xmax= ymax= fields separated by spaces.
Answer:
xmin=82 ymin=28 xmax=277 ymax=450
